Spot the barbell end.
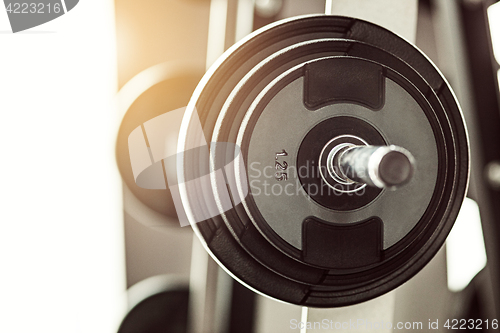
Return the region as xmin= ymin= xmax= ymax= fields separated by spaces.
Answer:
xmin=338 ymin=145 xmax=416 ymax=190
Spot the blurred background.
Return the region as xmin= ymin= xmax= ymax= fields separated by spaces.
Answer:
xmin=1 ymin=0 xmax=500 ymax=332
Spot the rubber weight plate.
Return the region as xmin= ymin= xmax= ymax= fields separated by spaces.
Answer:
xmin=177 ymin=15 xmax=469 ymax=307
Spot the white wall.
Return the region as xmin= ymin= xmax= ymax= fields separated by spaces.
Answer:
xmin=0 ymin=2 xmax=126 ymax=332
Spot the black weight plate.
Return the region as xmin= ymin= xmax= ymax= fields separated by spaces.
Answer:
xmin=178 ymin=15 xmax=468 ymax=307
